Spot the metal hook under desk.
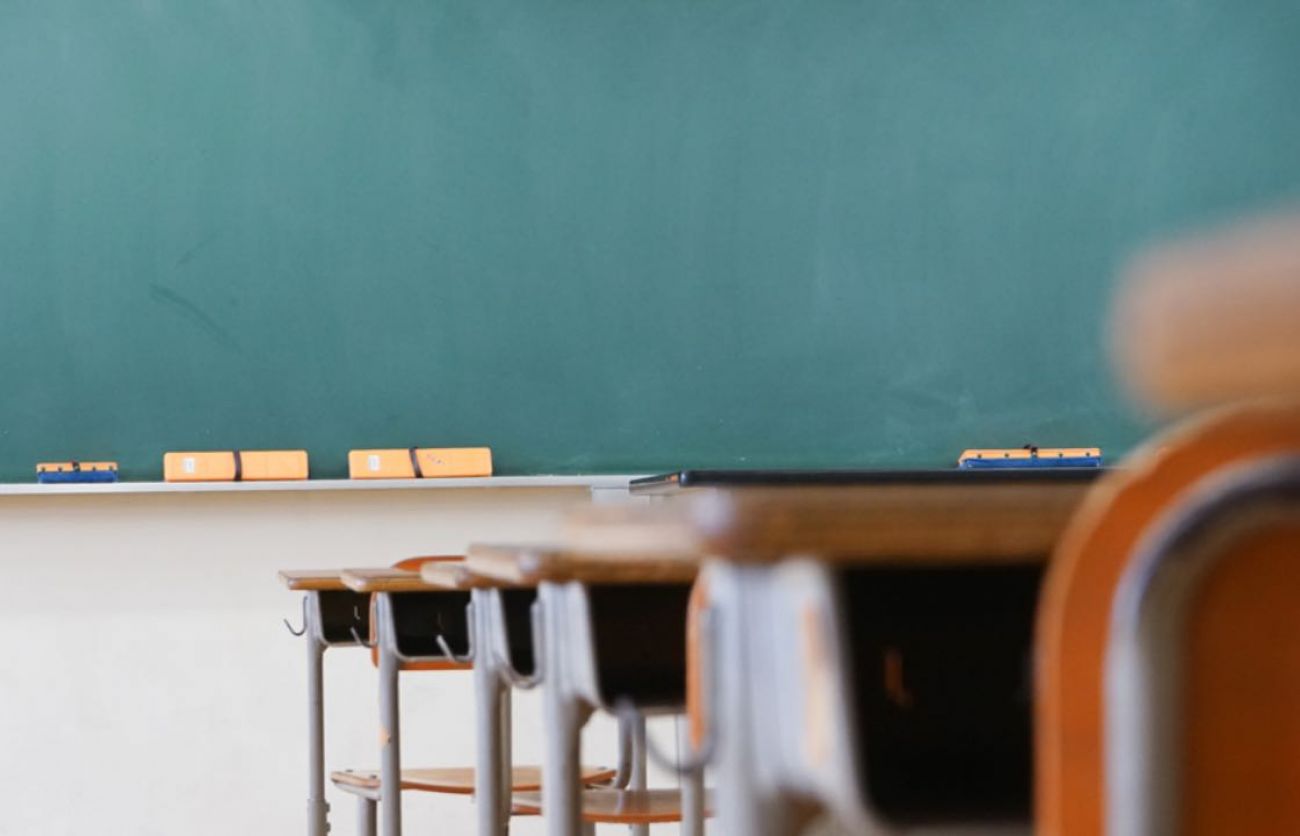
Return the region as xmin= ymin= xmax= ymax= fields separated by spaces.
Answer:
xmin=283 ymin=596 xmax=308 ymax=637
xmin=432 ymin=600 xmax=475 ymax=664
xmin=349 ymin=625 xmax=377 ymax=649
xmin=496 ymin=598 xmax=545 ymax=689
xmin=434 ymin=634 xmax=473 ymax=664
xmin=612 ymin=703 xmax=716 ymax=777
xmin=613 ymin=608 xmax=719 ymax=776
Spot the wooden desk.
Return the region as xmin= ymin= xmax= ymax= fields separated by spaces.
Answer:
xmin=340 ymin=566 xmax=446 ymax=594
xmin=423 ymin=556 xmax=541 ymax=834
xmin=278 ymin=569 xmax=350 ymax=592
xmin=420 ymin=560 xmax=527 ymax=590
xmin=278 ymin=568 xmax=372 ymax=836
xmin=473 ymin=541 xmax=701 ymax=836
xmin=467 ymin=543 xmax=699 ymax=585
xmin=338 ymin=560 xmax=472 ymax=836
xmin=630 ymin=467 xmax=1101 ymax=494
xmin=420 ymin=556 xmax=669 ymax=834
xmin=572 ymin=473 xmax=1094 ymax=836
xmin=685 ymin=481 xmax=1089 ymax=562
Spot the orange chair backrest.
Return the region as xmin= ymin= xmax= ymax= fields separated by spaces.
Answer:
xmin=1180 ymin=517 xmax=1300 ymax=835
xmin=1035 ymin=401 xmax=1300 ymax=836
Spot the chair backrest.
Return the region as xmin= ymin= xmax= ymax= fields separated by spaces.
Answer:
xmin=1035 ymin=402 xmax=1300 ymax=836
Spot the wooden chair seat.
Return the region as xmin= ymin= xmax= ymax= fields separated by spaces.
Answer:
xmin=330 ymin=764 xmax=616 ymax=795
xmin=510 ymin=788 xmax=709 ymax=824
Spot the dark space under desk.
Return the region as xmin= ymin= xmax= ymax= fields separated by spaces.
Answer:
xmin=623 ymin=470 xmax=1104 ymax=828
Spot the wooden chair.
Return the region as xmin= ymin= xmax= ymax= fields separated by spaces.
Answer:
xmin=1037 ymin=213 xmax=1300 ymax=836
xmin=467 ymin=542 xmax=707 ymax=836
xmin=625 ymin=477 xmax=1094 ymax=835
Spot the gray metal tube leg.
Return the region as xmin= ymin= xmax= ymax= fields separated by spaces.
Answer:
xmin=628 ymin=715 xmax=649 ymax=836
xmin=378 ymin=597 xmax=403 ymax=836
xmin=497 ymin=685 xmax=512 ymax=829
xmin=680 ymin=721 xmax=706 ymax=836
xmin=474 ymin=597 xmax=509 ymax=836
xmin=541 ymin=589 xmax=585 ymax=836
xmin=305 ymin=598 xmax=330 ymax=836
xmin=357 ymin=796 xmax=378 ymax=836
xmin=715 ymin=569 xmax=765 ymax=836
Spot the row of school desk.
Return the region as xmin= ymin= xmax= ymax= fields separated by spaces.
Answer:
xmin=278 ymin=398 xmax=1300 ymax=836
xmin=278 ymin=466 xmax=1100 ymax=836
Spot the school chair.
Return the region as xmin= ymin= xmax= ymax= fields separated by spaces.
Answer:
xmin=337 ymin=559 xmax=614 ymax=836
xmin=467 ymin=543 xmax=709 ymax=836
xmin=1036 ymin=214 xmax=1300 ymax=836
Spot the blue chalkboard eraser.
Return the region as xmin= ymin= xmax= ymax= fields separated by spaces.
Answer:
xmin=36 ymin=461 xmax=120 ymax=483
xmin=958 ymin=447 xmax=1102 ymax=469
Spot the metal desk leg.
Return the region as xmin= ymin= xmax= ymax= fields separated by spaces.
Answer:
xmin=377 ymin=594 xmax=403 ymax=836
xmin=497 ymin=685 xmax=512 ymax=831
xmin=541 ymin=585 xmax=590 ymax=836
xmin=724 ymin=567 xmax=818 ymax=836
xmin=356 ymin=795 xmax=378 ymax=836
xmin=304 ymin=594 xmax=330 ymax=836
xmin=680 ymin=720 xmax=706 ymax=836
xmin=715 ymin=567 xmax=770 ymax=836
xmin=474 ymin=592 xmax=509 ymax=836
xmin=629 ymin=715 xmax=650 ymax=836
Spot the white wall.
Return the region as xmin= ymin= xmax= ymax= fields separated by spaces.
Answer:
xmin=0 ymin=485 xmax=686 ymax=835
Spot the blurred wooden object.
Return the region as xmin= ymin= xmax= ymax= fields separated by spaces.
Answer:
xmin=1036 ymin=402 xmax=1300 ymax=836
xmin=1113 ymin=213 xmax=1300 ymax=412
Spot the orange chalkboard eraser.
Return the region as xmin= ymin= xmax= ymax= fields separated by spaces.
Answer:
xmin=164 ymin=450 xmax=309 ymax=482
xmin=348 ymin=447 xmax=493 ymax=479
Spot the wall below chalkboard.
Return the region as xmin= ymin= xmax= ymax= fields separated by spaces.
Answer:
xmin=2 ymin=0 xmax=1298 ymax=480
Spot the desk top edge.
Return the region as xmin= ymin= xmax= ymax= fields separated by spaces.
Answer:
xmin=630 ymin=468 xmax=1108 ymax=493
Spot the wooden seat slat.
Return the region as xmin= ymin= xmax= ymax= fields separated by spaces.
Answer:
xmin=510 ymin=788 xmax=709 ymax=824
xmin=331 ymin=765 xmax=616 ymax=794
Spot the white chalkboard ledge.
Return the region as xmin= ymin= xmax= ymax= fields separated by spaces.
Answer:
xmin=0 ymin=475 xmax=642 ymax=496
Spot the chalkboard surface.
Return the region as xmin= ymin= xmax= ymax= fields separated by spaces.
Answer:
xmin=1 ymin=1 xmax=1298 ymax=480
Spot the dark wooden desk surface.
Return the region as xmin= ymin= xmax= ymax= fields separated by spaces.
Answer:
xmin=631 ymin=467 xmax=1104 ymax=494
xmin=588 ymin=472 xmax=1102 ymax=564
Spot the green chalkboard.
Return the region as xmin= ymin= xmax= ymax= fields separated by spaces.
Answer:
xmin=1 ymin=1 xmax=1298 ymax=480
